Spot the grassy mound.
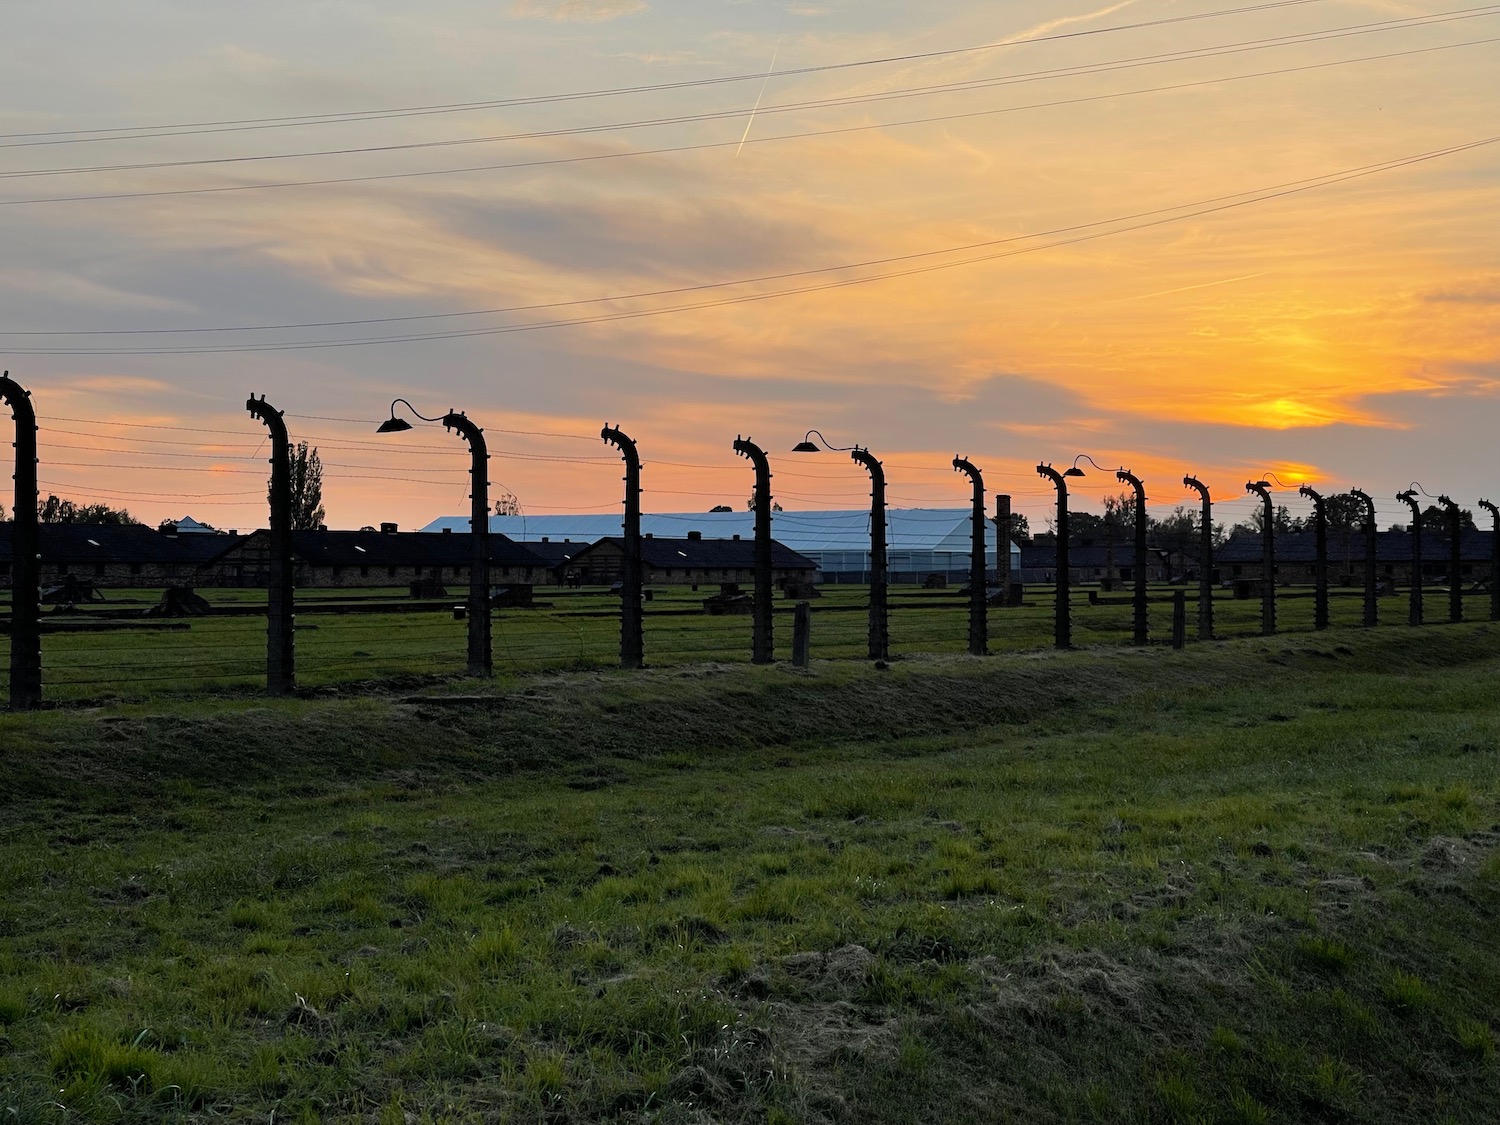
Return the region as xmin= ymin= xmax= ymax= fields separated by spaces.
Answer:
xmin=2 ymin=626 xmax=1498 ymax=1122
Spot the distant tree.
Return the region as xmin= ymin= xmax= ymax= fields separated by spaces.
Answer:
xmin=37 ymin=495 xmax=139 ymax=524
xmin=1101 ymin=491 xmax=1137 ymax=531
xmin=494 ymin=492 xmax=521 ymax=516
xmin=158 ymin=518 xmax=177 ymax=534
xmin=1004 ymin=512 xmax=1031 ymax=543
xmin=1421 ymin=503 xmax=1476 ymax=533
xmin=1236 ymin=504 xmax=1305 ymax=537
xmin=746 ymin=488 xmax=782 ymax=512
xmin=1324 ymin=492 xmax=1367 ymax=582
xmin=283 ymin=442 xmax=325 ymax=531
xmin=1324 ymin=492 xmax=1366 ymax=530
xmin=1149 ymin=506 xmax=1198 ymax=576
xmin=0 ymin=497 xmax=7 ymax=520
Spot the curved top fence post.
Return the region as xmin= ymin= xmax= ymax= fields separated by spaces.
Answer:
xmin=1 ymin=372 xmax=41 ymax=710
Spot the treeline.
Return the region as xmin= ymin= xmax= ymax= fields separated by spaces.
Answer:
xmin=1032 ymin=491 xmax=1480 ymax=547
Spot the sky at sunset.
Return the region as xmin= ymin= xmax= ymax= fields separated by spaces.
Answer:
xmin=2 ymin=0 xmax=1498 ymax=535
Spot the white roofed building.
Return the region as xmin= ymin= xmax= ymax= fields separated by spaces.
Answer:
xmin=419 ymin=510 xmax=1021 ymax=584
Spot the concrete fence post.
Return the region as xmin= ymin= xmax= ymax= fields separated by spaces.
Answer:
xmin=1245 ymin=480 xmax=1276 ymax=636
xmin=1118 ymin=468 xmax=1149 ymax=645
xmin=1397 ymin=490 xmax=1423 ymax=626
xmin=602 ymin=425 xmax=644 ymax=669
xmin=953 ymin=456 xmax=988 ymax=656
xmin=1037 ymin=463 xmax=1071 ymax=650
xmin=734 ymin=436 xmax=775 ymax=665
xmin=246 ymin=395 xmax=295 ymax=695
xmin=1299 ymin=484 xmax=1329 ymax=630
xmin=1 ymin=372 xmax=41 ymax=711
xmin=1479 ymin=499 xmax=1499 ymax=623
xmin=1438 ymin=494 xmax=1463 ymax=624
xmin=1183 ymin=475 xmax=1214 ymax=641
xmin=1350 ymin=489 xmax=1378 ymax=627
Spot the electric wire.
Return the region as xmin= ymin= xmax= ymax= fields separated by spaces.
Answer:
xmin=6 ymin=9 xmax=1491 ymax=180
xmin=0 ymin=0 xmax=1340 ymax=145
xmin=9 ymin=131 xmax=1496 ymax=354
xmin=4 ymin=27 xmax=1495 ymax=210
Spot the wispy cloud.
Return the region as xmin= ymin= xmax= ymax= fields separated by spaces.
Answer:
xmin=509 ymin=0 xmax=647 ymax=22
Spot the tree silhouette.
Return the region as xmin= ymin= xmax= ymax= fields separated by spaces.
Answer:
xmin=282 ymin=442 xmax=325 ymax=531
xmin=37 ymin=494 xmax=138 ymax=524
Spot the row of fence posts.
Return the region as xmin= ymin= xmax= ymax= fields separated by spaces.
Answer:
xmin=5 ymin=373 xmax=1500 ymax=709
xmin=1038 ymin=459 xmax=1499 ymax=652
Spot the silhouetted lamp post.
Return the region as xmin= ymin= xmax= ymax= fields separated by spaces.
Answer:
xmin=1245 ymin=479 xmax=1276 ymax=635
xmin=1 ymin=372 xmax=41 ymax=711
xmin=951 ymin=455 xmax=988 ymax=656
xmin=1037 ymin=462 xmax=1072 ymax=650
xmin=1350 ymin=488 xmax=1378 ymax=627
xmin=1298 ymin=484 xmax=1329 ymax=630
xmin=1183 ymin=475 xmax=1214 ymax=641
xmin=1479 ymin=499 xmax=1499 ymax=623
xmin=1437 ymin=493 xmax=1463 ymax=624
xmin=1397 ymin=488 xmax=1423 ymax=626
xmin=795 ymin=431 xmax=888 ymax=660
xmin=248 ymin=395 xmax=295 ymax=694
xmin=1067 ymin=455 xmax=1148 ymax=644
xmin=379 ymin=399 xmax=491 ymax=677
xmin=733 ymin=435 xmax=775 ymax=664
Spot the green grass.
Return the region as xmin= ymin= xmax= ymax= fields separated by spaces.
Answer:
xmin=1 ymin=622 xmax=1498 ymax=1121
xmin=3 ymin=579 xmax=1462 ymax=702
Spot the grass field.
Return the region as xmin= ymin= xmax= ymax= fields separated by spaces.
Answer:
xmin=2 ymin=580 xmax=1472 ymax=701
xmin=1 ymin=615 xmax=1498 ymax=1122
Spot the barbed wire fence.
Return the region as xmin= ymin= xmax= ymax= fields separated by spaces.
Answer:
xmin=4 ymin=378 xmax=1496 ymax=708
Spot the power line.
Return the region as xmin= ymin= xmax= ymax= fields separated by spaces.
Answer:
xmin=0 ymin=0 xmax=1336 ymax=146
xmin=5 ymin=30 xmax=1495 ymax=211
xmin=7 ymin=131 xmax=1495 ymax=356
xmin=4 ymin=12 xmax=1492 ymax=183
xmin=9 ymin=129 xmax=1493 ymax=342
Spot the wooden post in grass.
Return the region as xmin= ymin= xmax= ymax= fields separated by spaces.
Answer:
xmin=1 ymin=372 xmax=41 ymax=711
xmin=792 ymin=601 xmax=811 ymax=667
xmin=246 ymin=395 xmax=295 ymax=695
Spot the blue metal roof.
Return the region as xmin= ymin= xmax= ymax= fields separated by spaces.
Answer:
xmin=419 ymin=509 xmax=1022 ymax=569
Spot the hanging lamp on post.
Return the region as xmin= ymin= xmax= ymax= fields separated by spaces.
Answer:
xmin=793 ymin=431 xmax=888 ymax=661
xmin=378 ymin=398 xmax=491 ymax=677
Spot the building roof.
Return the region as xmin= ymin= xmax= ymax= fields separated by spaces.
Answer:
xmin=1019 ymin=544 xmax=1169 ymax=569
xmin=420 ymin=509 xmax=1022 ymax=559
xmin=0 ymin=522 xmax=243 ymax=565
xmin=573 ymin=535 xmax=817 ymax=571
xmin=1216 ymin=529 xmax=1496 ymax=564
xmin=228 ymin=529 xmax=550 ymax=569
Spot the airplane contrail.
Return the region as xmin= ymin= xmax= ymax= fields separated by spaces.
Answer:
xmin=1002 ymin=0 xmax=1142 ymax=45
xmin=1117 ymin=272 xmax=1266 ymax=302
xmin=737 ymin=37 xmax=784 ymax=156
